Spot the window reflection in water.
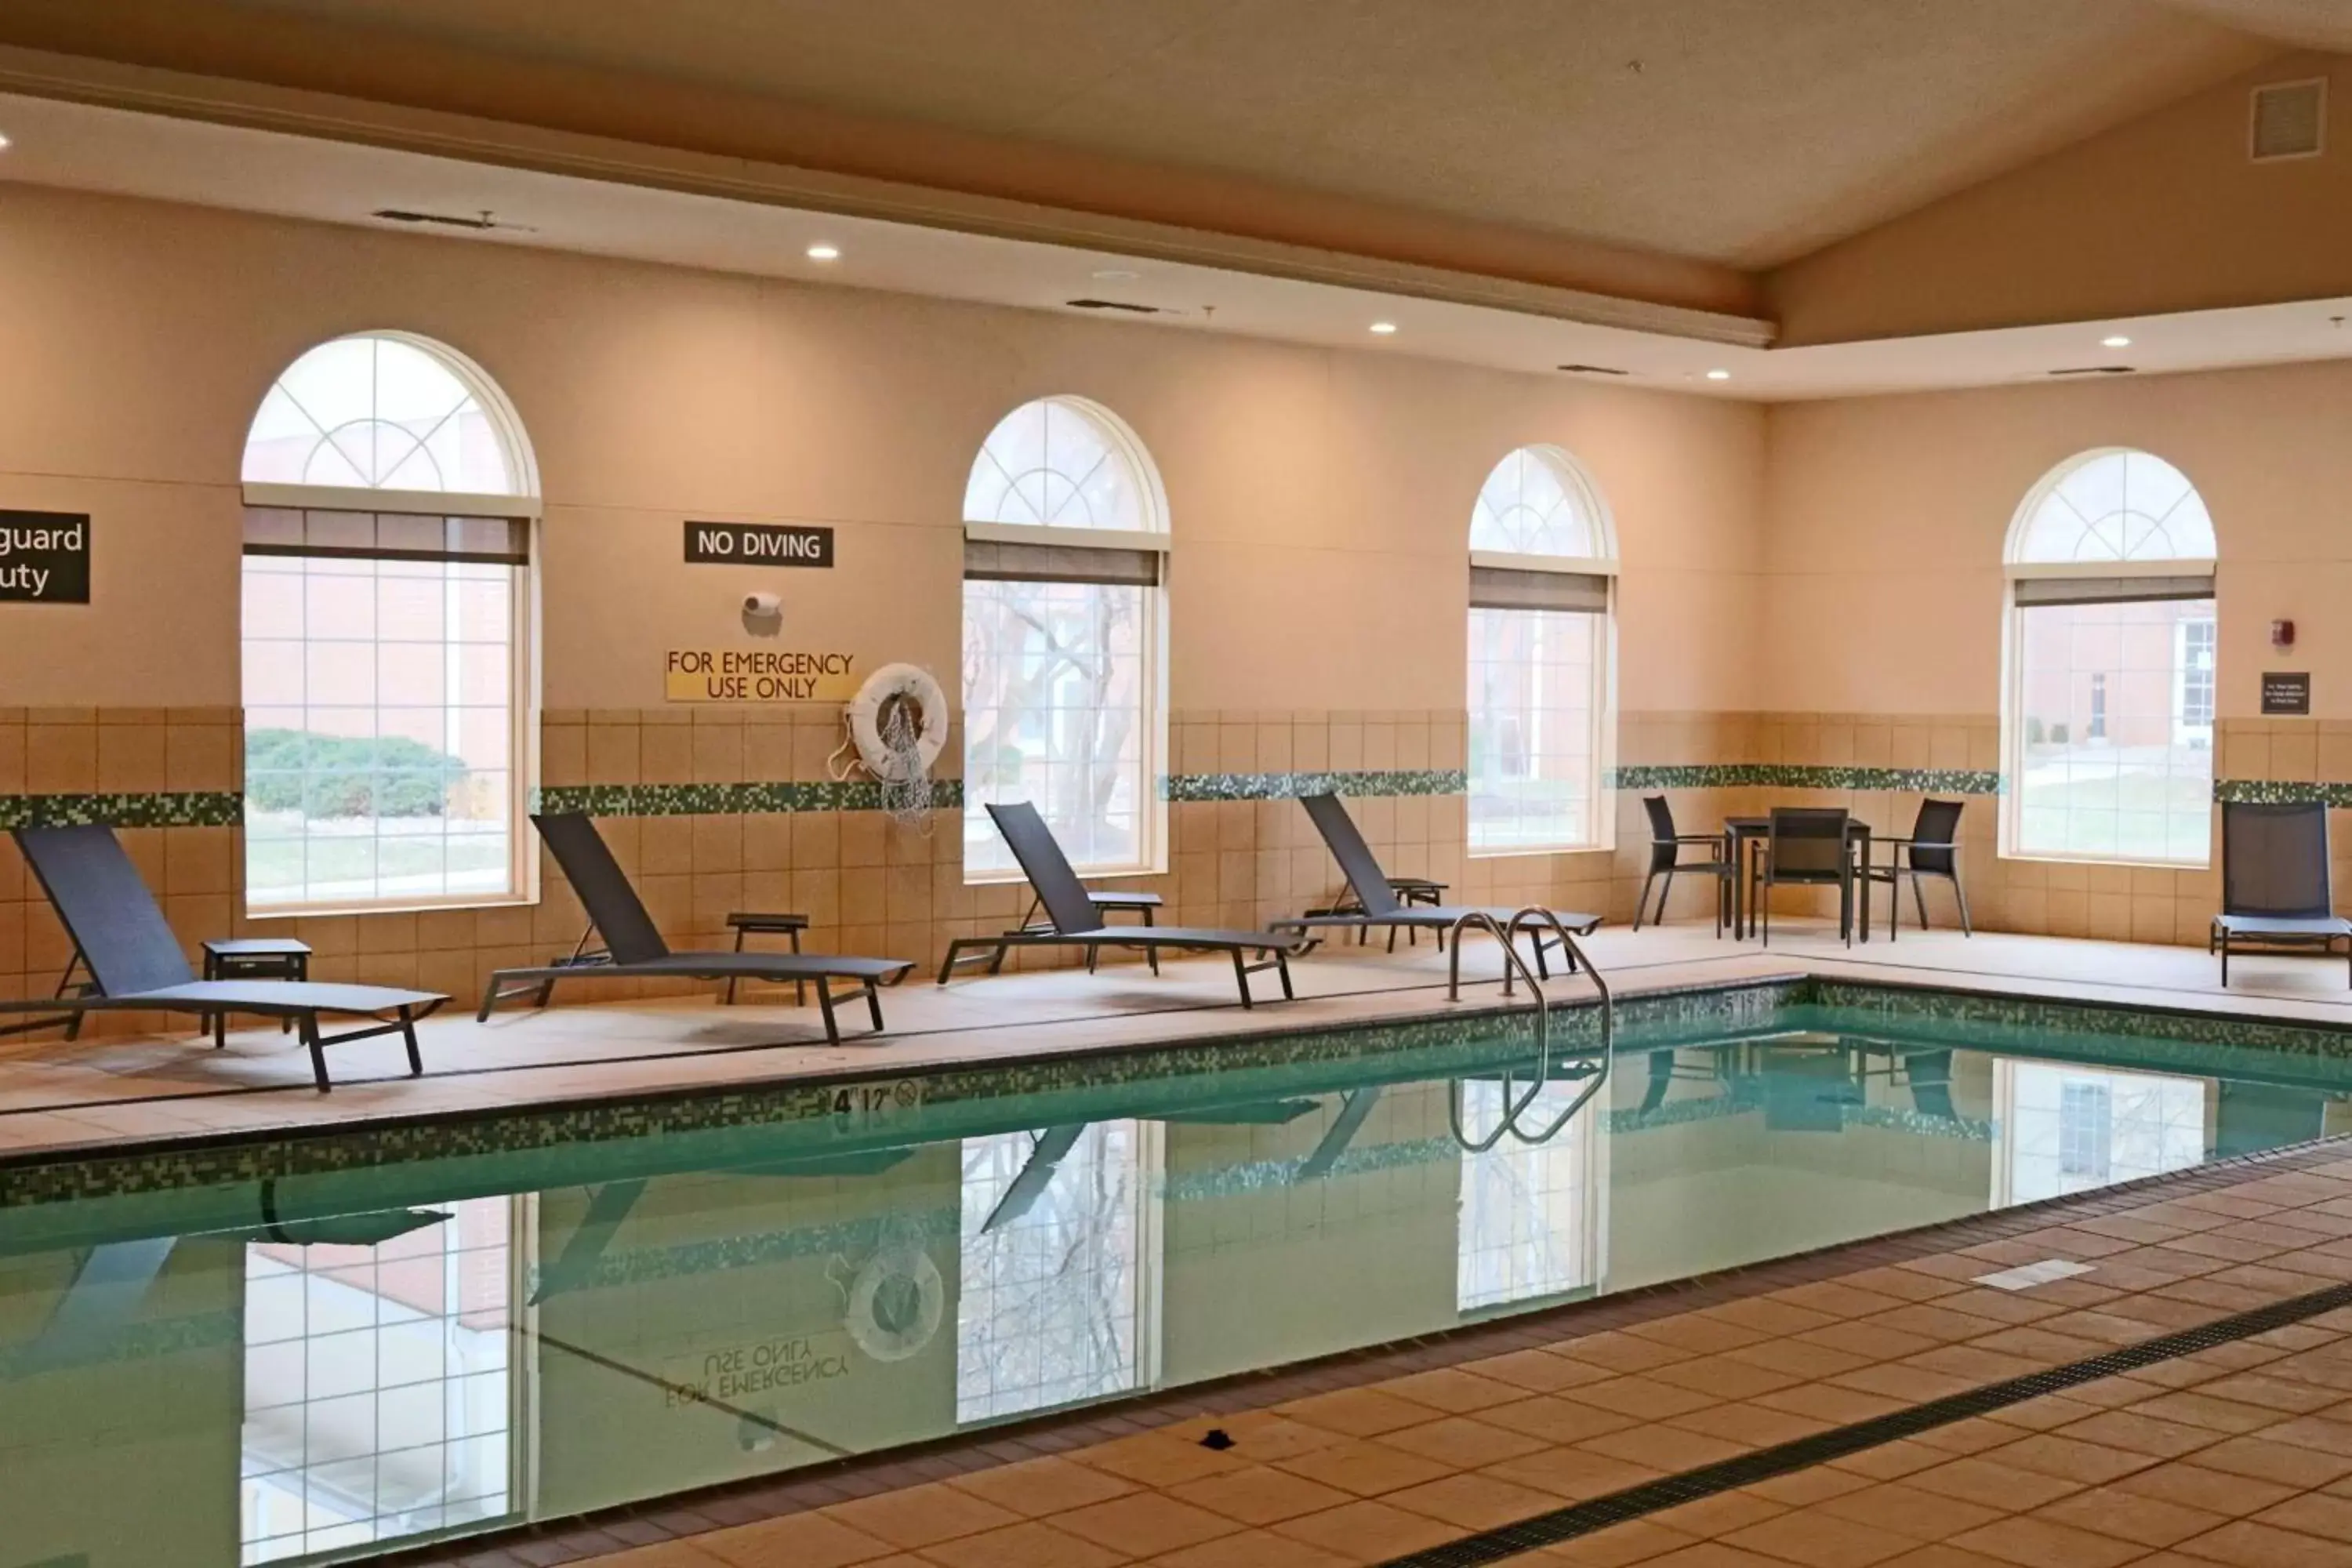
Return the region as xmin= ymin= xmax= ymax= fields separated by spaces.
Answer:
xmin=956 ymin=1122 xmax=1159 ymax=1424
xmin=1993 ymin=1060 xmax=2210 ymax=1207
xmin=240 ymin=1198 xmax=521 ymax=1563
xmin=1456 ymin=1079 xmax=1604 ymax=1312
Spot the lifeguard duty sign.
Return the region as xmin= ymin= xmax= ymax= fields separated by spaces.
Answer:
xmin=0 ymin=510 xmax=91 ymax=603
xmin=684 ymin=520 xmax=834 ymax=567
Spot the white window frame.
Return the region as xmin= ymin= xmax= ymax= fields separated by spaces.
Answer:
xmin=238 ymin=332 xmax=542 ymax=917
xmin=1998 ymin=447 xmax=2218 ymax=871
xmin=1466 ymin=448 xmax=1620 ymax=859
xmin=960 ymin=397 xmax=1171 ymax=884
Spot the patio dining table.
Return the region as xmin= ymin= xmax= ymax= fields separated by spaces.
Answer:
xmin=1723 ymin=815 xmax=1876 ymax=942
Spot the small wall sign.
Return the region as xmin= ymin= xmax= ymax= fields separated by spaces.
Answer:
xmin=684 ymin=521 xmax=835 ymax=568
xmin=2262 ymin=671 xmax=2312 ymax=716
xmin=666 ymin=649 xmax=859 ymax=702
xmin=0 ymin=510 xmax=91 ymax=603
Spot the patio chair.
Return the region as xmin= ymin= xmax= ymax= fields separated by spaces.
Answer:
xmin=937 ymin=802 xmax=1301 ymax=1007
xmin=1861 ymin=797 xmax=1971 ymax=940
xmin=2212 ymin=800 xmax=2352 ymax=986
xmin=1273 ymin=793 xmax=1599 ymax=973
xmin=1635 ymin=795 xmax=1732 ymax=935
xmin=1757 ymin=808 xmax=1855 ymax=947
xmin=2 ymin=825 xmax=445 ymax=1091
xmin=478 ymin=814 xmax=915 ymax=1039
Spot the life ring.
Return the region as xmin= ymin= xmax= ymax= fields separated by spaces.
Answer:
xmin=848 ymin=662 xmax=949 ymax=782
xmin=844 ymin=1245 xmax=944 ymax=1363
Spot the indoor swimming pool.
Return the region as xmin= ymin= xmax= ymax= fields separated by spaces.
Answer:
xmin=5 ymin=984 xmax=2350 ymax=1565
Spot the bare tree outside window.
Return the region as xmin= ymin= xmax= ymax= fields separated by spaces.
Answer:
xmin=962 ymin=397 xmax=1165 ymax=877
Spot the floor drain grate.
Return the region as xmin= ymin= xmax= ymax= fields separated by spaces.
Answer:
xmin=1378 ymin=1277 xmax=2352 ymax=1567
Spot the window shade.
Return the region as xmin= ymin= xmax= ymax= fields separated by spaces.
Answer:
xmin=964 ymin=535 xmax=1162 ymax=587
xmin=2013 ymin=573 xmax=2213 ymax=608
xmin=242 ymin=508 xmax=530 ymax=564
xmin=1469 ymin=565 xmax=1610 ymax=613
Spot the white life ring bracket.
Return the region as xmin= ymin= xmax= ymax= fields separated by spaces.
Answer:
xmin=847 ymin=662 xmax=948 ymax=782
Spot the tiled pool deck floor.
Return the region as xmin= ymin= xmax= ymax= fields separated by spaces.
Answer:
xmin=397 ymin=1134 xmax=2352 ymax=1568
xmin=5 ymin=919 xmax=2352 ymax=1161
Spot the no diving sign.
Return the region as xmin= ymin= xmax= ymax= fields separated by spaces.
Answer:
xmin=684 ymin=521 xmax=834 ymax=568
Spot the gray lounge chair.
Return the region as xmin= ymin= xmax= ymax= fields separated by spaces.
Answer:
xmin=1274 ymin=793 xmax=1600 ymax=973
xmin=2212 ymin=800 xmax=2352 ymax=985
xmin=1 ymin=824 xmax=445 ymax=1091
xmin=938 ymin=801 xmax=1301 ymax=1007
xmin=478 ymin=814 xmax=915 ymax=1039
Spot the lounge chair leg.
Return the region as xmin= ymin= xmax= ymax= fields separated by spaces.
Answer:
xmin=400 ymin=1007 xmax=423 ymax=1076
xmin=1387 ymin=924 xmax=1399 ymax=954
xmin=299 ymin=1012 xmax=331 ymax=1093
xmin=1145 ymin=908 xmax=1160 ymax=974
xmin=1276 ymin=949 xmax=1294 ymax=1000
xmin=1231 ymin=949 xmax=1253 ymax=1009
xmin=815 ymin=981 xmax=842 ymax=1044
xmin=212 ymin=1009 xmax=227 ymax=1050
xmin=2220 ymin=933 xmax=2230 ymax=986
xmin=1635 ymin=871 xmax=1656 ymax=930
xmin=1953 ymin=876 xmax=1973 ymax=937
xmin=865 ymin=978 xmax=884 ymax=1033
xmin=1913 ymin=873 xmax=1930 ymax=932
xmin=1659 ymin=869 xmax=1676 ymax=924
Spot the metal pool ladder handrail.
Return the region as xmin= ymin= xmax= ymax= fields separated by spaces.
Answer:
xmin=1443 ymin=908 xmax=1614 ymax=1149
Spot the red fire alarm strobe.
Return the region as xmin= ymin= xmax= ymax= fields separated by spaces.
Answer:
xmin=2273 ymin=619 xmax=2296 ymax=651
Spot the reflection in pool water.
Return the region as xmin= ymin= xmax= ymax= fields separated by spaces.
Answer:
xmin=3 ymin=1012 xmax=2348 ymax=1566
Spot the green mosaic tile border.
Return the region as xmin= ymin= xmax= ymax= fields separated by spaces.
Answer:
xmin=1162 ymin=768 xmax=1468 ymax=802
xmin=0 ymin=982 xmax=1781 ymax=1214
xmin=13 ymin=972 xmax=2352 ymax=1215
xmin=1800 ymin=981 xmax=2352 ymax=1076
xmin=0 ymin=1307 xmax=238 ymax=1382
xmin=2214 ymin=779 xmax=2352 ymax=806
xmin=534 ymin=779 xmax=966 ymax=817
xmin=0 ymin=791 xmax=245 ymax=829
xmin=1609 ymin=764 xmax=2002 ymax=795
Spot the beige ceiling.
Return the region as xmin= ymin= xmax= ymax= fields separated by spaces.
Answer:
xmin=0 ymin=0 xmax=2288 ymax=269
xmin=2158 ymin=0 xmax=2352 ymax=52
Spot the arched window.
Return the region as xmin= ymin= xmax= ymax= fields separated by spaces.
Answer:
xmin=961 ymin=396 xmax=1167 ymax=878
xmin=239 ymin=332 xmax=540 ymax=912
xmin=1467 ymin=446 xmax=1617 ymax=854
xmin=2003 ymin=448 xmax=2216 ymax=867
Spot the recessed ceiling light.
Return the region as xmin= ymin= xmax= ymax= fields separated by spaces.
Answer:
xmin=1704 ymin=368 xmax=1731 ymax=380
xmin=1369 ymin=321 xmax=1398 ymax=335
xmin=0 ymin=132 xmax=12 ymax=152
xmin=2101 ymin=335 xmax=2132 ymax=348
xmin=805 ymin=243 xmax=840 ymax=262
xmin=1091 ymin=267 xmax=1140 ymax=281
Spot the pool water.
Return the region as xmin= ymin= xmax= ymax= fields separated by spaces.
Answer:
xmin=5 ymin=1000 xmax=2350 ymax=1566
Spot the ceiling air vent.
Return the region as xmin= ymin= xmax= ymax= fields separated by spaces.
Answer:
xmin=1557 ymin=363 xmax=1630 ymax=376
xmin=2250 ymin=79 xmax=2325 ymax=162
xmin=2049 ymin=365 xmax=2136 ymax=377
xmin=1064 ymin=298 xmax=1162 ymax=314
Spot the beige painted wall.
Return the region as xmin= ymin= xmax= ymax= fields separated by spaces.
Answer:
xmin=0 ymin=183 xmax=1766 ymax=718
xmin=1760 ymin=358 xmax=2352 ymax=720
